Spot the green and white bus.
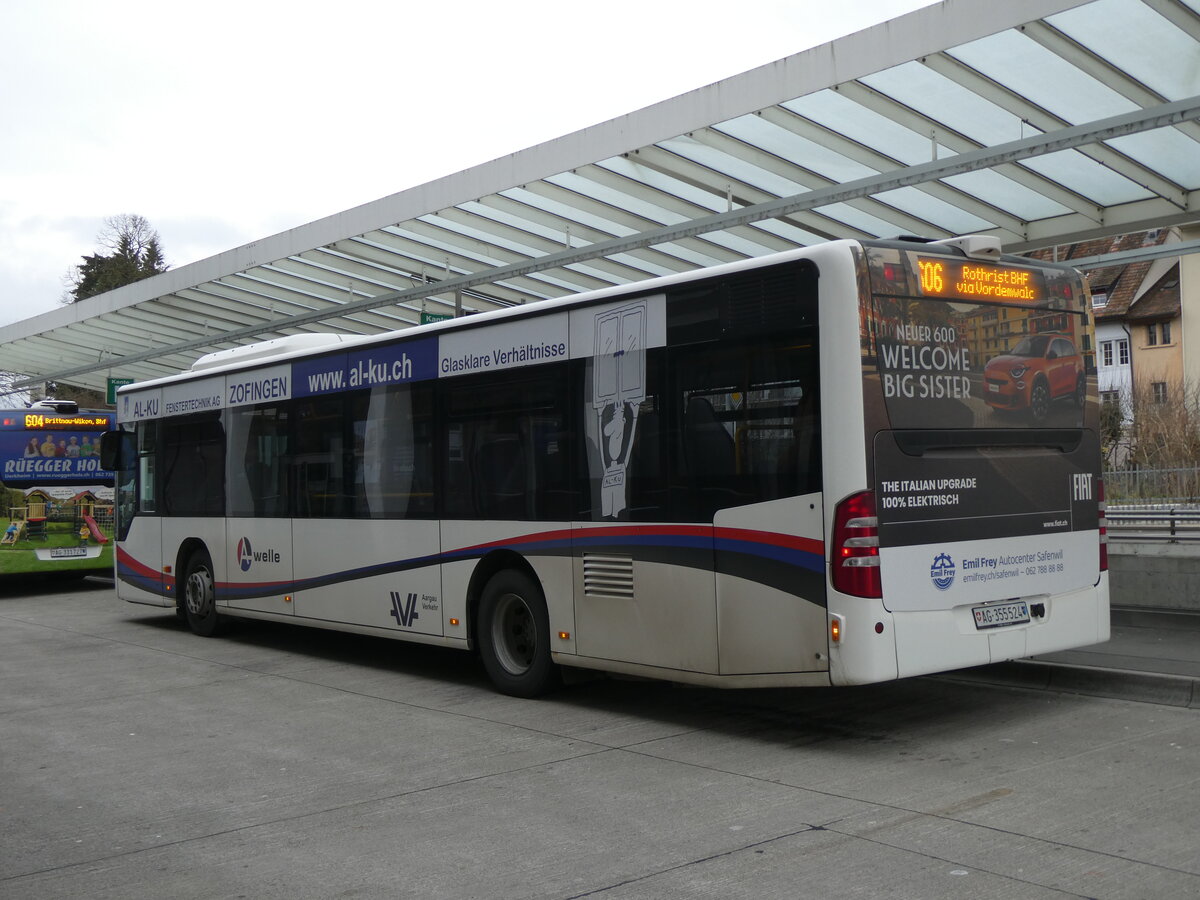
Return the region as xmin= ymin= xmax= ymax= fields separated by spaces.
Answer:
xmin=2 ymin=400 xmax=115 ymax=577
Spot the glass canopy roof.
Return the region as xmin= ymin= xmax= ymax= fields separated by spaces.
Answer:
xmin=3 ymin=0 xmax=1198 ymax=392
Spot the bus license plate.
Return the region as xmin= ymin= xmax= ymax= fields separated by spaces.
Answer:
xmin=973 ymin=600 xmax=1030 ymax=630
xmin=49 ymin=547 xmax=88 ymax=559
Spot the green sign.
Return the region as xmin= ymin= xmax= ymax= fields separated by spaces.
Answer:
xmin=106 ymin=377 xmax=134 ymax=405
xmin=420 ymin=312 xmax=453 ymax=326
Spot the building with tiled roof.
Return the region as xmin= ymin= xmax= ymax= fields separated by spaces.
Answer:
xmin=1025 ymin=227 xmax=1196 ymax=467
xmin=1126 ymin=265 xmax=1184 ymax=406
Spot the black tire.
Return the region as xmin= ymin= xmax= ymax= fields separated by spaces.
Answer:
xmin=478 ymin=570 xmax=559 ymax=697
xmin=1029 ymin=379 xmax=1049 ymax=422
xmin=182 ymin=549 xmax=224 ymax=637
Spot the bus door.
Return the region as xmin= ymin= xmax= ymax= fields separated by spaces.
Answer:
xmin=291 ymin=386 xmax=443 ymax=637
xmin=157 ymin=409 xmax=228 ymax=608
xmin=115 ymin=419 xmax=167 ymax=604
xmin=222 ymin=404 xmax=294 ymax=616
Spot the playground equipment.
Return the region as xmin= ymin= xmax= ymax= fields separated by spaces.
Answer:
xmin=82 ymin=515 xmax=109 ymax=544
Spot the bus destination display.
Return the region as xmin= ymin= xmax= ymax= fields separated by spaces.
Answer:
xmin=916 ymin=257 xmax=1045 ymax=303
xmin=1 ymin=411 xmax=115 ymax=486
xmin=17 ymin=413 xmax=111 ymax=430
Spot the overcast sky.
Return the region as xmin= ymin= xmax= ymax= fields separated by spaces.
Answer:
xmin=0 ymin=0 xmax=932 ymax=329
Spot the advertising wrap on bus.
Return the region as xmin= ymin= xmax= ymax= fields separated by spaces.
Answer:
xmin=860 ymin=246 xmax=1101 ymax=613
xmin=101 ymin=236 xmax=1110 ymax=693
xmin=0 ymin=411 xmax=115 ymax=488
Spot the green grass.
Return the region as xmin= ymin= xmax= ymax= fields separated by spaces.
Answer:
xmin=0 ymin=517 xmax=114 ymax=576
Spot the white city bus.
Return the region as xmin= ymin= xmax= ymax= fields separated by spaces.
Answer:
xmin=103 ymin=235 xmax=1109 ymax=695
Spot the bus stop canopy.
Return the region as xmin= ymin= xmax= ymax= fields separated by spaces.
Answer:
xmin=3 ymin=0 xmax=1198 ymax=393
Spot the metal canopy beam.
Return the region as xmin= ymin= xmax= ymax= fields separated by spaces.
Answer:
xmin=1070 ymin=237 xmax=1200 ymax=270
xmin=3 ymin=0 xmax=1198 ymax=396
xmin=15 ymin=94 xmax=1198 ymax=390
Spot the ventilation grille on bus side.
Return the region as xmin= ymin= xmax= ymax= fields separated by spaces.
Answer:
xmin=720 ymin=264 xmax=812 ymax=336
xmin=583 ymin=553 xmax=635 ymax=599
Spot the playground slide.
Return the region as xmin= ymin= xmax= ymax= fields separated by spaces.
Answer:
xmin=83 ymin=515 xmax=109 ymax=544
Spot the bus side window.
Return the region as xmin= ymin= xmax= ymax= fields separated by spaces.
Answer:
xmin=291 ymin=396 xmax=347 ymax=518
xmin=783 ymin=385 xmax=821 ymax=497
xmin=137 ymin=421 xmax=157 ymax=514
xmin=228 ymin=404 xmax=289 ymax=518
xmin=161 ymin=413 xmax=225 ymax=517
xmin=581 ymin=351 xmax=668 ymax=522
xmin=442 ymin=363 xmax=571 ymax=521
xmin=354 ymin=383 xmax=436 ymax=519
xmin=671 ymin=334 xmax=820 ymax=518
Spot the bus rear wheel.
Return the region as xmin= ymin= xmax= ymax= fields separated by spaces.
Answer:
xmin=478 ymin=570 xmax=559 ymax=697
xmin=182 ymin=550 xmax=224 ymax=637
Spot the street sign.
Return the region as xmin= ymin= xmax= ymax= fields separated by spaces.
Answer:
xmin=106 ymin=377 xmax=134 ymax=405
xmin=420 ymin=312 xmax=453 ymax=326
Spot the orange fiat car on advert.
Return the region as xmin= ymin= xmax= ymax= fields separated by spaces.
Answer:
xmin=983 ymin=334 xmax=1085 ymax=421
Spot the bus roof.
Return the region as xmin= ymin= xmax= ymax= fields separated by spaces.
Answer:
xmin=116 ymin=236 xmax=1080 ymax=396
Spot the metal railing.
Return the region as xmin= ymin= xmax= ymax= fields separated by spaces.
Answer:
xmin=1104 ymin=467 xmax=1200 ymax=506
xmin=1102 ymin=466 xmax=1200 ymax=542
xmin=1106 ymin=508 xmax=1200 ymax=542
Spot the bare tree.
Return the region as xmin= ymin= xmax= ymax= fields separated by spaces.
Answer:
xmin=0 ymin=372 xmax=31 ymax=407
xmin=1107 ymin=376 xmax=1200 ymax=501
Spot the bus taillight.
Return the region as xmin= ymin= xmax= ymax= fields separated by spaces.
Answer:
xmin=832 ymin=490 xmax=881 ymax=598
xmin=1098 ymin=477 xmax=1108 ymax=572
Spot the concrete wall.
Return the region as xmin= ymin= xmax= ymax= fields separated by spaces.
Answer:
xmin=1108 ymin=541 xmax=1200 ymax=613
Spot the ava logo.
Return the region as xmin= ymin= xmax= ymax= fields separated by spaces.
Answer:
xmin=389 ymin=591 xmax=420 ymax=627
xmin=237 ymin=537 xmax=254 ymax=572
xmin=930 ymin=552 xmax=956 ymax=591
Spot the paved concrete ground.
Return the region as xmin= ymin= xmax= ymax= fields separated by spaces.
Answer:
xmin=1043 ymin=607 xmax=1200 ymax=679
xmin=2 ymin=578 xmax=1199 ymax=899
xmin=950 ymin=608 xmax=1200 ymax=708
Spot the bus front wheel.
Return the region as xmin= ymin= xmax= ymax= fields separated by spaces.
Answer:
xmin=182 ymin=550 xmax=224 ymax=637
xmin=478 ymin=570 xmax=559 ymax=697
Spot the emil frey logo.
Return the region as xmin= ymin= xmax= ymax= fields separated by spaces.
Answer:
xmin=236 ymin=537 xmax=281 ymax=572
xmin=930 ymin=552 xmax=956 ymax=591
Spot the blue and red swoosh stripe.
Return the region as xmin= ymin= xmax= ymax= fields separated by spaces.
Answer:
xmin=117 ymin=525 xmax=826 ymax=603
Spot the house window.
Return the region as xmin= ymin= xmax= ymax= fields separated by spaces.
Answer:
xmin=1152 ymin=382 xmax=1167 ymax=404
xmin=1100 ymin=390 xmax=1120 ymax=408
xmin=1101 ymin=341 xmax=1114 ymax=367
xmin=1091 ymin=290 xmax=1108 ymax=308
xmin=1146 ymin=322 xmax=1172 ymax=346
xmin=1118 ymin=339 xmax=1130 ymax=365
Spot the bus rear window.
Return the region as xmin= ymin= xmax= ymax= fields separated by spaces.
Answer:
xmin=861 ymin=248 xmax=1095 ymax=432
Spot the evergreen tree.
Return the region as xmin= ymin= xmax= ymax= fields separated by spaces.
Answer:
xmin=67 ymin=214 xmax=168 ymax=302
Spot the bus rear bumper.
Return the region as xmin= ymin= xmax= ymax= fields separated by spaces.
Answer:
xmin=891 ymin=575 xmax=1110 ymax=680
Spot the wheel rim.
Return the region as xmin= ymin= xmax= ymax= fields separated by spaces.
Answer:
xmin=491 ymin=592 xmax=536 ymax=675
xmin=185 ymin=567 xmax=213 ymax=617
xmin=1031 ymin=384 xmax=1048 ymax=419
